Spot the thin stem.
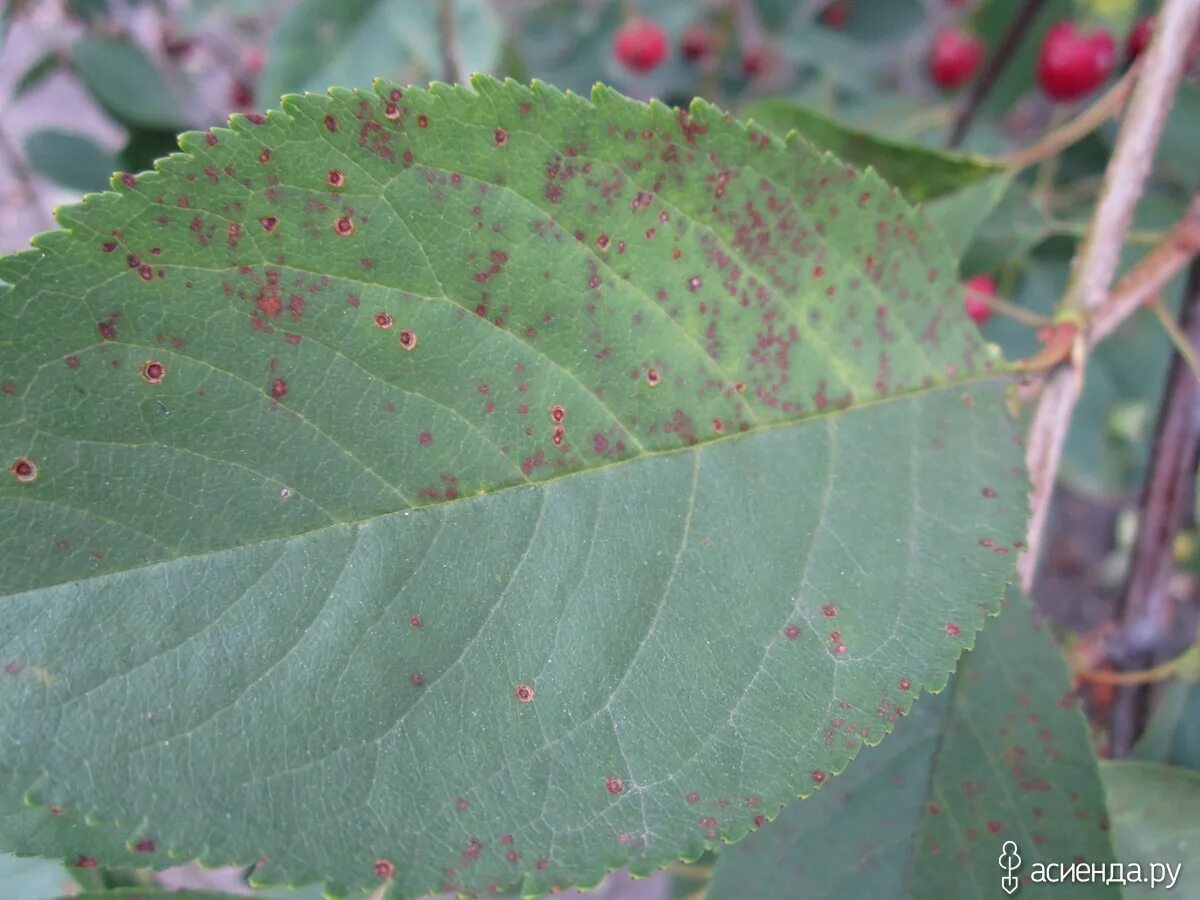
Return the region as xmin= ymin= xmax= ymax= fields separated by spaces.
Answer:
xmin=1000 ymin=66 xmax=1139 ymax=171
xmin=1075 ymin=644 xmax=1198 ymax=686
xmin=1110 ymin=259 xmax=1200 ymax=755
xmin=1049 ymin=221 xmax=1166 ymax=247
xmin=437 ymin=0 xmax=462 ymax=84
xmin=947 ymin=0 xmax=1053 ymax=148
xmin=1017 ymin=0 xmax=1200 ymax=589
xmin=0 ymin=121 xmax=55 ymax=233
xmin=1091 ymin=193 xmax=1200 ymax=346
xmin=1149 ymin=296 xmax=1200 ymax=385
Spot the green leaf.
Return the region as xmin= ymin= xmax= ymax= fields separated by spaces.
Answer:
xmin=744 ymin=98 xmax=1003 ymax=201
xmin=960 ymin=181 xmax=1055 ymax=276
xmin=23 ymin=130 xmax=118 ymax=194
xmin=259 ymin=0 xmax=501 ymax=101
xmin=1133 ymin=680 xmax=1200 ymax=772
xmin=704 ymin=591 xmax=1117 ymax=899
xmin=71 ymin=37 xmax=189 ymax=131
xmin=14 ymin=52 xmax=59 ymax=100
xmin=1100 ymin=761 xmax=1200 ymax=897
xmin=926 ymin=173 xmax=1014 ymax=262
xmin=0 ymin=774 xmax=174 ymax=871
xmin=0 ymin=78 xmax=1025 ymax=898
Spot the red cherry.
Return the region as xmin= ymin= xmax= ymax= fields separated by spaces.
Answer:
xmin=614 ymin=18 xmax=668 ymax=74
xmin=929 ymin=28 xmax=986 ymax=89
xmin=1126 ymin=17 xmax=1152 ymax=63
xmin=229 ymin=79 xmax=254 ymax=110
xmin=820 ymin=1 xmax=849 ymax=28
xmin=964 ymin=274 xmax=996 ymax=324
xmin=741 ymin=45 xmax=767 ymax=76
xmin=681 ymin=24 xmax=713 ymax=62
xmin=1037 ymin=22 xmax=1116 ymax=102
xmin=244 ymin=46 xmax=266 ymax=76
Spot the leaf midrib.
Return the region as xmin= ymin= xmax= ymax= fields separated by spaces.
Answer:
xmin=1 ymin=369 xmax=1011 ymax=601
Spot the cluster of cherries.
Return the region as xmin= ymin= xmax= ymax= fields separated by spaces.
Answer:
xmin=613 ymin=5 xmax=1157 ymax=105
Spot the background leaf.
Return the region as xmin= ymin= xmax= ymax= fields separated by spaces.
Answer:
xmin=23 ymin=130 xmax=118 ymax=194
xmin=1100 ymin=761 xmax=1200 ymax=897
xmin=259 ymin=0 xmax=501 ymax=101
xmin=744 ymin=98 xmax=1002 ymax=202
xmin=71 ymin=37 xmax=190 ymax=132
xmin=0 ymin=78 xmax=1024 ymax=897
xmin=703 ymin=591 xmax=1117 ymax=899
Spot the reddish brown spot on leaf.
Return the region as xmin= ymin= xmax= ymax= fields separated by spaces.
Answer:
xmin=399 ymin=330 xmax=418 ymax=350
xmin=11 ymin=458 xmax=37 ymax=483
xmin=140 ymin=360 xmax=166 ymax=384
xmin=374 ymin=858 xmax=395 ymax=879
xmin=494 ymin=128 xmax=508 ymax=145
xmin=646 ymin=368 xmax=661 ymax=387
xmin=324 ymin=115 xmax=338 ymax=132
xmin=417 ymin=114 xmax=429 ymax=128
xmin=898 ymin=678 xmax=911 ymax=691
xmin=945 ymin=623 xmax=962 ymax=637
xmin=514 ymin=683 xmax=535 ymax=703
xmin=537 ymin=857 xmax=550 ymax=871
xmin=785 ymin=624 xmax=801 ymax=640
xmin=121 ymin=174 xmax=136 ymax=188
xmin=385 ymin=103 xmax=401 ymax=120
xmin=334 ymin=216 xmax=355 ymax=236
xmin=549 ymin=404 xmax=566 ymax=424
xmin=812 ymin=770 xmax=826 ymax=784
xmin=410 ymin=672 xmax=424 ymax=687
xmin=822 ymin=604 xmax=838 ymax=618
xmin=605 ymin=776 xmax=625 ymax=795
xmin=133 ymin=839 xmax=156 ymax=854
xmin=374 ymin=312 xmax=394 ymax=329
xmin=75 ymin=856 xmax=98 ymax=869
xmin=270 ymin=378 xmax=288 ymax=398
xmin=409 ymin=615 xmax=422 ymax=629
xmin=328 ymin=169 xmax=345 ymax=188
xmin=259 ymin=216 xmax=278 ymax=233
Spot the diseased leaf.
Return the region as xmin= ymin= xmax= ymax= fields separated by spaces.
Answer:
xmin=260 ymin=0 xmax=501 ymax=101
xmin=0 ymin=775 xmax=174 ymax=871
xmin=0 ymin=78 xmax=1025 ymax=898
xmin=1101 ymin=761 xmax=1200 ymax=897
xmin=704 ymin=591 xmax=1117 ymax=899
xmin=744 ymin=98 xmax=1002 ymax=201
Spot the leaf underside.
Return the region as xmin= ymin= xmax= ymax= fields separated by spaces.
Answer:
xmin=705 ymin=590 xmax=1116 ymax=899
xmin=0 ymin=77 xmax=1026 ymax=897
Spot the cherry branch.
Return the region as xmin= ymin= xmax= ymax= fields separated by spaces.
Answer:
xmin=999 ymin=64 xmax=1139 ymax=171
xmin=1018 ymin=0 xmax=1200 ymax=591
